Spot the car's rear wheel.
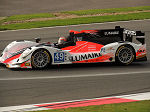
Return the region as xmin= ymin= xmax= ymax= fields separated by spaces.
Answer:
xmin=115 ymin=45 xmax=135 ymax=65
xmin=31 ymin=49 xmax=51 ymax=69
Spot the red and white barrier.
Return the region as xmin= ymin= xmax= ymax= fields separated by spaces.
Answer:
xmin=0 ymin=92 xmax=150 ymax=112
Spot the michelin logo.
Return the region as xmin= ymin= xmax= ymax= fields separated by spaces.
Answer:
xmin=71 ymin=52 xmax=101 ymax=62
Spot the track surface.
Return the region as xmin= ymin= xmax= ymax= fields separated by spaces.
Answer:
xmin=0 ymin=0 xmax=150 ymax=16
xmin=0 ymin=20 xmax=150 ymax=107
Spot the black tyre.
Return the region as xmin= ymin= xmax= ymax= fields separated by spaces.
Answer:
xmin=31 ymin=49 xmax=51 ymax=69
xmin=115 ymin=45 xmax=135 ymax=65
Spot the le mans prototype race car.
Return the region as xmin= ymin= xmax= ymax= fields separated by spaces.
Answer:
xmin=0 ymin=26 xmax=147 ymax=69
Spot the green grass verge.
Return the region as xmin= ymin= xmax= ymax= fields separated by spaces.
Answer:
xmin=62 ymin=6 xmax=150 ymax=15
xmin=28 ymin=100 xmax=150 ymax=112
xmin=2 ymin=13 xmax=55 ymax=22
xmin=0 ymin=12 xmax=150 ymax=30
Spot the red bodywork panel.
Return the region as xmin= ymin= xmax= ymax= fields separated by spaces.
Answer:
xmin=62 ymin=41 xmax=112 ymax=63
xmin=62 ymin=41 xmax=103 ymax=53
xmin=69 ymin=30 xmax=98 ymax=34
xmin=136 ymin=46 xmax=147 ymax=59
xmin=20 ymin=60 xmax=31 ymax=68
xmin=3 ymin=54 xmax=21 ymax=64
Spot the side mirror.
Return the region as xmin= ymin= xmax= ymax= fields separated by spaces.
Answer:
xmin=35 ymin=38 xmax=41 ymax=43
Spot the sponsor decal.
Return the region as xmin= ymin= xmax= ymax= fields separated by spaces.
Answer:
xmin=107 ymin=47 xmax=114 ymax=51
xmin=104 ymin=31 xmax=119 ymax=35
xmin=136 ymin=47 xmax=146 ymax=59
xmin=25 ymin=63 xmax=30 ymax=66
xmin=124 ymin=29 xmax=136 ymax=36
xmin=137 ymin=50 xmax=145 ymax=53
xmin=21 ymin=60 xmax=31 ymax=68
xmin=71 ymin=52 xmax=101 ymax=62
xmin=100 ymin=48 xmax=105 ymax=53
xmin=54 ymin=52 xmax=66 ymax=63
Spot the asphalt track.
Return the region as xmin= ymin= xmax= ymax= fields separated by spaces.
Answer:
xmin=0 ymin=20 xmax=150 ymax=107
xmin=0 ymin=0 xmax=150 ymax=16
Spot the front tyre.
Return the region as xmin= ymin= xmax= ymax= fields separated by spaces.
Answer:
xmin=31 ymin=49 xmax=51 ymax=69
xmin=115 ymin=45 xmax=135 ymax=65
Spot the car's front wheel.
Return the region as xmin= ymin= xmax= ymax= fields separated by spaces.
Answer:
xmin=115 ymin=45 xmax=135 ymax=65
xmin=31 ymin=49 xmax=51 ymax=69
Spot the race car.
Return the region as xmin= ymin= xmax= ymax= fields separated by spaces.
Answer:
xmin=0 ymin=26 xmax=147 ymax=69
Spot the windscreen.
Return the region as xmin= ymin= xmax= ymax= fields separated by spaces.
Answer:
xmin=2 ymin=41 xmax=37 ymax=60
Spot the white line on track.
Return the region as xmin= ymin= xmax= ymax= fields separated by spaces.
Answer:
xmin=0 ymin=69 xmax=6 ymax=71
xmin=0 ymin=19 xmax=150 ymax=33
xmin=0 ymin=70 xmax=150 ymax=81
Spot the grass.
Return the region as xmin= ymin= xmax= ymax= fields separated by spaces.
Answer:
xmin=28 ymin=100 xmax=150 ymax=112
xmin=62 ymin=6 xmax=150 ymax=15
xmin=0 ymin=6 xmax=150 ymax=31
xmin=2 ymin=13 xmax=55 ymax=22
xmin=0 ymin=12 xmax=150 ymax=30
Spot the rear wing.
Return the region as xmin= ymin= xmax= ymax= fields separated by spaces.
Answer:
xmin=99 ymin=26 xmax=145 ymax=44
xmin=115 ymin=26 xmax=145 ymax=44
xmin=69 ymin=26 xmax=145 ymax=44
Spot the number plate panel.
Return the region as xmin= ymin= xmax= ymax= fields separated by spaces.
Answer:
xmin=54 ymin=52 xmax=65 ymax=63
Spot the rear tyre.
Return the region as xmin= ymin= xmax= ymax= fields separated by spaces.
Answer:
xmin=31 ymin=49 xmax=51 ymax=69
xmin=115 ymin=45 xmax=135 ymax=65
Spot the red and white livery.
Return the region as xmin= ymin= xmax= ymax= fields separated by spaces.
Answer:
xmin=0 ymin=26 xmax=147 ymax=69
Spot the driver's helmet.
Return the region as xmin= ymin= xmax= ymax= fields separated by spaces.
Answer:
xmin=58 ymin=37 xmax=67 ymax=44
